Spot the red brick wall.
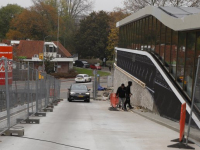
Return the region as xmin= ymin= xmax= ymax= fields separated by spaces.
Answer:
xmin=57 ymin=62 xmax=69 ymax=73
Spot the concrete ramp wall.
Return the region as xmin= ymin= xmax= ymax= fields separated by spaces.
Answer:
xmin=114 ymin=66 xmax=157 ymax=112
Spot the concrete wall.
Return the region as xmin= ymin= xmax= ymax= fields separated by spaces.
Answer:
xmin=114 ymin=68 xmax=156 ymax=112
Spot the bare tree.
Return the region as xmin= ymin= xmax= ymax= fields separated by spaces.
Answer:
xmin=123 ymin=0 xmax=168 ymax=13
xmin=123 ymin=0 xmax=200 ymax=13
xmin=32 ymin=0 xmax=93 ymax=18
xmin=65 ymin=0 xmax=93 ymax=18
xmin=169 ymin=0 xmax=200 ymax=7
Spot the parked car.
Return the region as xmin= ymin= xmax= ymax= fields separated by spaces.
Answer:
xmin=90 ymin=64 xmax=101 ymax=70
xmin=74 ymin=60 xmax=90 ymax=68
xmin=75 ymin=74 xmax=91 ymax=83
xmin=68 ymin=84 xmax=90 ymax=102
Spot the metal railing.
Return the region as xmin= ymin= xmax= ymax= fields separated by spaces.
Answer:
xmin=0 ymin=57 xmax=60 ymax=134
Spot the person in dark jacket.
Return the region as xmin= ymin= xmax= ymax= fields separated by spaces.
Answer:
xmin=116 ymin=84 xmax=126 ymax=109
xmin=124 ymin=81 xmax=133 ymax=110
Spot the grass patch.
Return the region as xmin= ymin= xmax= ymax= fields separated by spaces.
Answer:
xmin=74 ymin=67 xmax=110 ymax=76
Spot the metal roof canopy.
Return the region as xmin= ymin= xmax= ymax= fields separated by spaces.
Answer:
xmin=159 ymin=6 xmax=200 ymax=18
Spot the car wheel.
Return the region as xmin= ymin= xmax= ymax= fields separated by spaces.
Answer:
xmin=68 ymin=98 xmax=72 ymax=102
xmin=85 ymin=79 xmax=87 ymax=83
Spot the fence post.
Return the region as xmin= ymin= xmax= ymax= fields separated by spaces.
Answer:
xmin=36 ymin=70 xmax=39 ymax=112
xmin=53 ymin=77 xmax=55 ymax=102
xmin=4 ymin=58 xmax=10 ymax=129
xmin=44 ymin=74 xmax=47 ymax=107
xmin=27 ymin=62 xmax=30 ymax=116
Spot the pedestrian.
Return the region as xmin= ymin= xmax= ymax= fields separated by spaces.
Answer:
xmin=116 ymin=84 xmax=126 ymax=109
xmin=124 ymin=81 xmax=133 ymax=111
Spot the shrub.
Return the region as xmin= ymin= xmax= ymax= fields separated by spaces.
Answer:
xmin=51 ymin=69 xmax=78 ymax=78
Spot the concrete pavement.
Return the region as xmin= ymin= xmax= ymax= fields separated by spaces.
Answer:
xmin=0 ymin=79 xmax=199 ymax=150
xmin=0 ymin=100 xmax=199 ymax=149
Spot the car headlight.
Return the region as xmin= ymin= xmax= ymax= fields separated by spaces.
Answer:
xmin=70 ymin=92 xmax=75 ymax=95
xmin=86 ymin=92 xmax=90 ymax=95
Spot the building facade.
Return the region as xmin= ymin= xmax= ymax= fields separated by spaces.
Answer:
xmin=16 ymin=40 xmax=78 ymax=73
xmin=116 ymin=6 xmax=200 ymax=128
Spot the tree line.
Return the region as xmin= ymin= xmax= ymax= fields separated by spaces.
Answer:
xmin=0 ymin=0 xmax=200 ymax=60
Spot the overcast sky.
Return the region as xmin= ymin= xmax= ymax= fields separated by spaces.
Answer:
xmin=0 ymin=0 xmax=124 ymax=12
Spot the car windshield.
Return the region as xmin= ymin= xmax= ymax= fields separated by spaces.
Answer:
xmin=76 ymin=75 xmax=83 ymax=78
xmin=82 ymin=61 xmax=88 ymax=64
xmin=71 ymin=84 xmax=87 ymax=90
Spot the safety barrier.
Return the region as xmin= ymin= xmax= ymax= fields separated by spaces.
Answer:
xmin=168 ymin=103 xmax=195 ymax=149
xmin=110 ymin=93 xmax=119 ymax=108
xmin=0 ymin=57 xmax=61 ymax=135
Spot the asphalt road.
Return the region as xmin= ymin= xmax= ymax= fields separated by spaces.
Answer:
xmin=0 ymin=78 xmax=199 ymax=150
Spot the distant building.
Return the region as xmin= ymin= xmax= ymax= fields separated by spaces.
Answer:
xmin=16 ymin=40 xmax=78 ymax=73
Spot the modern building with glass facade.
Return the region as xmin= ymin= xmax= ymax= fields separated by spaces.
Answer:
xmin=115 ymin=6 xmax=200 ymax=128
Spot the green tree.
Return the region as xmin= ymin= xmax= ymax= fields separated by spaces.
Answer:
xmin=75 ymin=11 xmax=110 ymax=59
xmin=0 ymin=4 xmax=24 ymax=40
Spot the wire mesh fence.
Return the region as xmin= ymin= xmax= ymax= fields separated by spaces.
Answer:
xmin=0 ymin=58 xmax=60 ymax=134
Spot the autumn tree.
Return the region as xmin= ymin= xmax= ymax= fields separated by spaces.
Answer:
xmin=106 ymin=11 xmax=128 ymax=60
xmin=75 ymin=11 xmax=110 ymax=59
xmin=6 ymin=2 xmax=59 ymax=40
xmin=0 ymin=4 xmax=24 ymax=40
xmin=32 ymin=0 xmax=93 ymax=53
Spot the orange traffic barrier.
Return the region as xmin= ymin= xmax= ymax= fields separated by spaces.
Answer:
xmin=179 ymin=103 xmax=186 ymax=142
xmin=110 ymin=93 xmax=119 ymax=108
xmin=168 ymin=103 xmax=195 ymax=149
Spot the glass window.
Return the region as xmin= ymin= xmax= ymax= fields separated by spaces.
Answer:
xmin=171 ymin=30 xmax=178 ymax=78
xmin=165 ymin=27 xmax=171 ymax=71
xmin=136 ymin=21 xmax=139 ymax=49
xmin=133 ymin=22 xmax=136 ymax=49
xmin=160 ymin=23 xmax=166 ymax=60
xmin=138 ymin=20 xmax=141 ymax=50
xmin=148 ymin=16 xmax=152 ymax=51
xmin=128 ymin=24 xmax=131 ymax=48
xmin=155 ymin=19 xmax=160 ymax=55
xmin=194 ymin=32 xmax=200 ymax=110
xmin=196 ymin=32 xmax=200 ymax=64
xmin=131 ymin=22 xmax=134 ymax=48
xmin=177 ymin=32 xmax=186 ymax=88
xmin=151 ymin=17 xmax=156 ymax=52
xmin=141 ymin=19 xmax=145 ymax=50
xmin=185 ymin=32 xmax=196 ymax=97
xmin=143 ymin=17 xmax=148 ymax=51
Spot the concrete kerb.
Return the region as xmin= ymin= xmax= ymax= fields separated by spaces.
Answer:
xmin=130 ymin=108 xmax=200 ymax=145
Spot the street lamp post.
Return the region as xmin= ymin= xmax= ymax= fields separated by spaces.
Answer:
xmin=43 ymin=35 xmax=51 ymax=72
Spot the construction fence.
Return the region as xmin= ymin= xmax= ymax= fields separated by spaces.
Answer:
xmin=0 ymin=57 xmax=60 ymax=134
